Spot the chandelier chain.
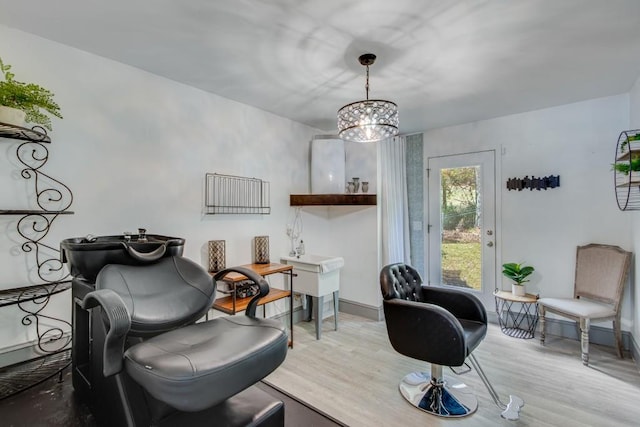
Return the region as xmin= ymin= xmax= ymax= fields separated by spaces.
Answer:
xmin=365 ymin=65 xmax=370 ymax=100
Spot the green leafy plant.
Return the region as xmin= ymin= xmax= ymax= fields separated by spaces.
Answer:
xmin=0 ymin=57 xmax=62 ymax=131
xmin=613 ymin=158 xmax=640 ymax=175
xmin=620 ymin=133 xmax=640 ymax=153
xmin=502 ymin=262 xmax=534 ymax=286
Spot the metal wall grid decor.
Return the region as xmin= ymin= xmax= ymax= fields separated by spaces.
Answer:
xmin=205 ymin=173 xmax=271 ymax=215
xmin=506 ymin=175 xmax=560 ymax=191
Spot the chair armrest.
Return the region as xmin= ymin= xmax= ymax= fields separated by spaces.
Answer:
xmin=383 ymin=298 xmax=468 ymax=366
xmin=421 ymin=286 xmax=487 ymax=324
xmin=213 ymin=267 xmax=270 ymax=318
xmin=81 ymin=289 xmax=131 ymax=377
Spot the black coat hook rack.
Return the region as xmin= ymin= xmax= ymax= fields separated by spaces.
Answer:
xmin=506 ymin=175 xmax=560 ymax=191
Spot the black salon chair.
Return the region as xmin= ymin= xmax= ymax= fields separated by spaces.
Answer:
xmin=81 ymin=256 xmax=288 ymax=427
xmin=380 ymin=263 xmax=523 ymax=420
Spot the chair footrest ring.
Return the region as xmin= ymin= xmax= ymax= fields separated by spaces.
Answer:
xmin=399 ymin=372 xmax=478 ymax=418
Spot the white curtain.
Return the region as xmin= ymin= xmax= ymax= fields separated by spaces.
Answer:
xmin=378 ymin=135 xmax=411 ymax=266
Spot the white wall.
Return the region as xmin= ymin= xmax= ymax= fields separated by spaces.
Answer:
xmin=629 ymin=75 xmax=640 ymax=346
xmin=294 ymin=140 xmax=379 ymax=309
xmin=0 ymin=26 xmax=321 ymax=355
xmin=3 ymin=23 xmax=635 ymax=359
xmin=423 ymin=95 xmax=634 ymax=330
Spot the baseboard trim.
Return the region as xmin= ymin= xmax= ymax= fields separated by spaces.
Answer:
xmin=0 ymin=332 xmax=71 ymax=369
xmin=488 ymin=312 xmax=635 ymax=356
xmin=630 ymin=332 xmax=640 ymax=370
xmin=335 ymin=304 xmax=636 ymax=361
xmin=539 ymin=317 xmax=632 ymax=351
xmin=271 ymin=305 xmax=306 ymax=324
xmin=338 ymin=300 xmax=383 ymax=321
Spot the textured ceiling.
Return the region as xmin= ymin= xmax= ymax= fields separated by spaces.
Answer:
xmin=2 ymin=0 xmax=640 ymax=134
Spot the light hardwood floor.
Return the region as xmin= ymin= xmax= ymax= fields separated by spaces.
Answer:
xmin=265 ymin=313 xmax=640 ymax=427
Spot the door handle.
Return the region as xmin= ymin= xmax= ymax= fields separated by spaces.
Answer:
xmin=487 ymin=241 xmax=494 ymax=247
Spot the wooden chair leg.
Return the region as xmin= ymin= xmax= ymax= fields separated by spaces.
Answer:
xmin=613 ymin=318 xmax=624 ymax=359
xmin=579 ymin=317 xmax=590 ymax=366
xmin=539 ymin=305 xmax=546 ymax=345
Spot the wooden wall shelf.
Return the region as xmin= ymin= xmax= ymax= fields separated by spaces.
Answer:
xmin=290 ymin=194 xmax=376 ymax=206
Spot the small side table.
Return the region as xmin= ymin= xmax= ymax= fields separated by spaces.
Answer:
xmin=493 ymin=290 xmax=539 ymax=339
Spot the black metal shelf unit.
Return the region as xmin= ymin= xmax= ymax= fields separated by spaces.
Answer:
xmin=0 ymin=122 xmax=74 ymax=399
xmin=614 ymin=129 xmax=640 ymax=211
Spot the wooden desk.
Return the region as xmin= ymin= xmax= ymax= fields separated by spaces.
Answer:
xmin=212 ymin=263 xmax=294 ymax=347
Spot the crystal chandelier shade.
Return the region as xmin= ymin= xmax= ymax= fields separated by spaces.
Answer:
xmin=337 ymin=53 xmax=399 ymax=143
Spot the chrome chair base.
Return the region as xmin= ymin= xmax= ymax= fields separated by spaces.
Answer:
xmin=399 ymin=371 xmax=478 ymax=418
xmin=468 ymin=353 xmax=524 ymax=420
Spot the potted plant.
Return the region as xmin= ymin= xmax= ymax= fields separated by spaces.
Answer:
xmin=613 ymin=158 xmax=640 ymax=176
xmin=502 ymin=262 xmax=534 ymax=297
xmin=0 ymin=56 xmax=62 ymax=131
xmin=619 ymin=132 xmax=640 ymax=153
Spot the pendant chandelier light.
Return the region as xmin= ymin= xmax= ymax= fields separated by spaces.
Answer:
xmin=337 ymin=53 xmax=399 ymax=143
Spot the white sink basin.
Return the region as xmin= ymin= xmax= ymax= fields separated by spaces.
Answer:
xmin=280 ymin=254 xmax=344 ymax=296
xmin=280 ymin=254 xmax=344 ymax=273
xmin=281 ymin=254 xmax=344 ymax=340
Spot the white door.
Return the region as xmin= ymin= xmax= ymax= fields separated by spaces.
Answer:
xmin=427 ymin=151 xmax=496 ymax=307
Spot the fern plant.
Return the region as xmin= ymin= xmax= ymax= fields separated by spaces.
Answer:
xmin=0 ymin=57 xmax=62 ymax=131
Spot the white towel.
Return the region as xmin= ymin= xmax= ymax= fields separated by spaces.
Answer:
xmin=317 ymin=257 xmax=345 ymax=273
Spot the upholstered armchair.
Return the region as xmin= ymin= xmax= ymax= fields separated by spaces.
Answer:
xmin=380 ymin=263 xmax=523 ymax=420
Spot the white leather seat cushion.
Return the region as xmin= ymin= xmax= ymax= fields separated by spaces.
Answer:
xmin=538 ymin=297 xmax=615 ymax=318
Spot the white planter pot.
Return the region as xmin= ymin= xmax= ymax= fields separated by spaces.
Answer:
xmin=512 ymin=284 xmax=526 ymax=297
xmin=0 ymin=106 xmax=26 ymax=127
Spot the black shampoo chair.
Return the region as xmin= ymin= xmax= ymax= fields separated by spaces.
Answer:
xmin=81 ymin=256 xmax=288 ymax=426
xmin=380 ymin=263 xmax=523 ymax=420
